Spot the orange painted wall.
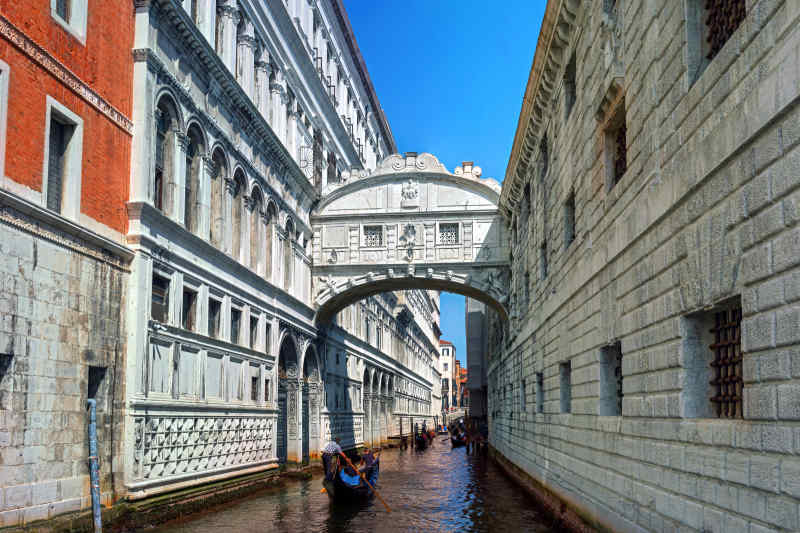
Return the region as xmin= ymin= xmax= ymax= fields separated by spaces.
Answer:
xmin=0 ymin=0 xmax=133 ymax=234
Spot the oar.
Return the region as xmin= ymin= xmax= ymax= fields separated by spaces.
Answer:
xmin=339 ymin=452 xmax=391 ymax=513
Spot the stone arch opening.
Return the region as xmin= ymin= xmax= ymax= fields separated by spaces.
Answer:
xmin=230 ymin=169 xmax=246 ymax=261
xmin=301 ymin=344 xmax=321 ymax=463
xmin=249 ymin=187 xmax=263 ymax=273
xmin=184 ymin=124 xmax=205 ymax=235
xmin=276 ymin=333 xmax=298 ymax=463
xmin=154 ymin=94 xmax=181 ymax=215
xmin=314 ymin=275 xmax=508 ymax=327
xmin=209 ymin=147 xmax=227 ymax=249
xmin=264 ymin=201 xmax=277 ymax=283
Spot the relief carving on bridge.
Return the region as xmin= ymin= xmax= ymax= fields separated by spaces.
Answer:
xmin=312 ymin=153 xmax=510 ymax=323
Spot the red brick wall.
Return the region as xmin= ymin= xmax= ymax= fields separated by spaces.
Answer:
xmin=0 ymin=0 xmax=133 ymax=234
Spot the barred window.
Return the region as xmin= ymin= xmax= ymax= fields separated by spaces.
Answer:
xmin=705 ymin=0 xmax=746 ymax=61
xmin=710 ymin=306 xmax=742 ymax=418
xmin=439 ymin=223 xmax=459 ymax=245
xmin=363 ymin=225 xmax=383 ymax=247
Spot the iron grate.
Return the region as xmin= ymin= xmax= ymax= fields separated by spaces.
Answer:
xmin=709 ymin=306 xmax=743 ymax=418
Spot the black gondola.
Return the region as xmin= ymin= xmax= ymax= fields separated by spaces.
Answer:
xmin=322 ymin=453 xmax=380 ymax=504
xmin=451 ymin=434 xmax=467 ymax=448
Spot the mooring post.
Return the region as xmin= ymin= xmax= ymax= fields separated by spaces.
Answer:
xmin=87 ymin=399 xmax=102 ymax=533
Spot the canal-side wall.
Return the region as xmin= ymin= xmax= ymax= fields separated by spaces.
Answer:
xmin=492 ymin=1 xmax=800 ymax=532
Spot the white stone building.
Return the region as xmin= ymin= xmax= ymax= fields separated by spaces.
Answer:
xmin=124 ymin=0 xmax=440 ymax=502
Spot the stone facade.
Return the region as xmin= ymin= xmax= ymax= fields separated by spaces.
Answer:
xmin=493 ymin=0 xmax=800 ymax=532
xmin=465 ymin=298 xmax=488 ymax=420
xmin=123 ymin=0 xmax=441 ymax=506
xmin=0 ymin=1 xmax=134 ymax=527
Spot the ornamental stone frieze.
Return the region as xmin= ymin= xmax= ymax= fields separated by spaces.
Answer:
xmin=311 ymin=153 xmax=510 ymax=324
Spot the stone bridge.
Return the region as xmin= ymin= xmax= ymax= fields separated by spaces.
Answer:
xmin=311 ymin=152 xmax=510 ymax=324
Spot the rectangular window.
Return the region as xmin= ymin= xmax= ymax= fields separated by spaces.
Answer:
xmin=87 ymin=365 xmax=106 ymax=401
xmin=604 ymin=100 xmax=627 ymax=190
xmin=439 ymin=223 xmax=459 ymax=245
xmin=44 ymin=97 xmax=83 ymax=218
xmin=564 ymin=53 xmax=576 ymax=119
xmin=363 ymin=225 xmax=383 ymax=247
xmin=521 ymin=379 xmax=527 ymax=411
xmin=680 ymin=298 xmax=742 ymax=418
xmin=231 ymin=308 xmax=242 ymax=345
xmin=228 ymin=358 xmax=243 ymax=401
xmin=564 ymin=191 xmax=575 ymax=247
xmin=264 ymin=377 xmax=270 ymax=402
xmin=46 ymin=118 xmax=71 ymax=213
xmin=249 ymin=364 xmax=260 ymax=402
xmin=560 ymin=361 xmax=571 ymax=413
xmin=51 ymin=0 xmax=88 ymax=42
xmin=250 ymin=315 xmax=259 ymax=349
xmin=536 ymin=372 xmax=544 ymax=413
xmin=540 ymin=241 xmax=548 ymax=280
xmin=151 ymin=274 xmax=170 ymax=323
xmin=208 ymin=299 xmax=221 ymax=338
xmin=206 ymin=353 xmax=223 ymax=399
xmin=599 ymin=342 xmax=623 ymax=416
xmin=182 ymin=288 xmax=197 ymax=331
xmin=524 ymin=271 xmax=530 ymax=306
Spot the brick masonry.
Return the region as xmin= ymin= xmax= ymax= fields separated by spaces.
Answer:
xmin=493 ymin=0 xmax=800 ymax=532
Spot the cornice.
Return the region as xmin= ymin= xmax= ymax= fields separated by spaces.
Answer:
xmin=501 ymin=0 xmax=580 ymax=217
xmin=151 ymin=0 xmax=318 ymax=203
xmin=0 ymin=15 xmax=133 ymax=135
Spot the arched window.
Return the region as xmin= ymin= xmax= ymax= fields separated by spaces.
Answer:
xmin=231 ymin=169 xmax=246 ymax=260
xmin=265 ymin=202 xmax=277 ymax=282
xmin=284 ymin=218 xmax=294 ymax=291
xmin=250 ymin=188 xmax=263 ymax=272
xmin=154 ymin=96 xmax=178 ymax=214
xmin=210 ymin=149 xmax=226 ymax=249
xmin=184 ymin=125 xmax=204 ymax=234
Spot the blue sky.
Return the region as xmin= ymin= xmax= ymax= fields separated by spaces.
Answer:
xmin=345 ymin=0 xmax=546 ymax=363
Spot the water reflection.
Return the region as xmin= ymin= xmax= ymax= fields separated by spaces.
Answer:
xmin=153 ymin=437 xmax=555 ymax=533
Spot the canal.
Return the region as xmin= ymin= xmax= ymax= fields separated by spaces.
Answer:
xmin=152 ymin=437 xmax=557 ymax=532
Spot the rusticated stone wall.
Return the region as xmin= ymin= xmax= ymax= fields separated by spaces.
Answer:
xmin=493 ymin=1 xmax=800 ymax=532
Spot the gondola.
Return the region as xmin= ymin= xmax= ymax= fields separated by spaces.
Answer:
xmin=321 ymin=454 xmax=380 ymax=504
xmin=451 ymin=433 xmax=467 ymax=448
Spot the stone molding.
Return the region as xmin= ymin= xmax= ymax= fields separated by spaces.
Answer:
xmin=0 ymin=15 xmax=133 ymax=135
xmin=0 ymin=188 xmax=132 ymax=270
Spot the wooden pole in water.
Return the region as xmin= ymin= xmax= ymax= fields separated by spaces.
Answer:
xmin=339 ymin=452 xmax=391 ymax=513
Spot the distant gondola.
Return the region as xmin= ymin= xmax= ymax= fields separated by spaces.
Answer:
xmin=451 ymin=434 xmax=467 ymax=448
xmin=321 ymin=454 xmax=380 ymax=504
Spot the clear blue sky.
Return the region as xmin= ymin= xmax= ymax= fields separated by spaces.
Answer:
xmin=345 ymin=0 xmax=545 ymax=363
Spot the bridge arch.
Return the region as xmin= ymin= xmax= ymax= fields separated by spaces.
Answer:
xmin=311 ymin=153 xmax=511 ymax=325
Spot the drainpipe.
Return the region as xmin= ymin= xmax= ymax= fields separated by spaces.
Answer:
xmin=87 ymin=399 xmax=102 ymax=533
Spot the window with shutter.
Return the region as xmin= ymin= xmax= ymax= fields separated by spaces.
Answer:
xmin=47 ymin=119 xmax=70 ymax=213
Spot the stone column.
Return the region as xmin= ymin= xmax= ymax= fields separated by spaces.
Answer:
xmin=255 ymin=46 xmax=272 ymax=121
xmin=199 ymin=154 xmax=213 ymax=241
xmin=222 ymin=177 xmax=235 ymax=256
xmin=241 ymin=194 xmax=253 ymax=268
xmin=286 ymin=378 xmax=300 ymax=463
xmin=287 ymin=109 xmax=298 ymax=160
xmin=174 ymin=131 xmax=188 ymax=226
xmin=197 ymin=0 xmax=216 ymax=44
xmin=215 ymin=0 xmax=239 ymax=75
xmin=236 ymin=15 xmax=256 ymax=101
xmin=363 ymin=392 xmax=371 ymax=447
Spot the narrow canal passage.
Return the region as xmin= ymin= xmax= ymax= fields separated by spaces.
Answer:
xmin=153 ymin=438 xmax=556 ymax=532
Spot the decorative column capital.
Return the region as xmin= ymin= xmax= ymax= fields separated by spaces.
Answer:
xmin=217 ymin=0 xmax=239 ymax=19
xmin=224 ymin=176 xmax=236 ymax=194
xmin=175 ymin=131 xmax=188 ymax=151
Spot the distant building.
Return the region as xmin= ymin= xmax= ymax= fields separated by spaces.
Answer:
xmin=465 ymin=298 xmax=488 ymax=420
xmin=439 ymin=339 xmax=455 ymax=413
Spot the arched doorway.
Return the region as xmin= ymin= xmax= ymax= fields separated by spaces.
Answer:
xmin=277 ymin=334 xmax=299 ymax=463
xmin=301 ymin=346 xmax=321 ymax=463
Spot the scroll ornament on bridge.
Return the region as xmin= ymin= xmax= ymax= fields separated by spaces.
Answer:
xmin=483 ymin=270 xmax=509 ymax=304
xmin=316 ymin=276 xmax=339 ymax=301
xmin=401 ymin=179 xmax=419 ymax=208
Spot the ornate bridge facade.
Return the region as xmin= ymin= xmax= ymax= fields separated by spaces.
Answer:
xmin=311 ymin=152 xmax=511 ymax=324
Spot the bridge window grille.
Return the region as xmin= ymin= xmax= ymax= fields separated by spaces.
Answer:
xmin=363 ymin=225 xmax=383 ymax=247
xmin=710 ymin=306 xmax=742 ymax=418
xmin=705 ymin=0 xmax=746 ymax=61
xmin=439 ymin=223 xmax=459 ymax=245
